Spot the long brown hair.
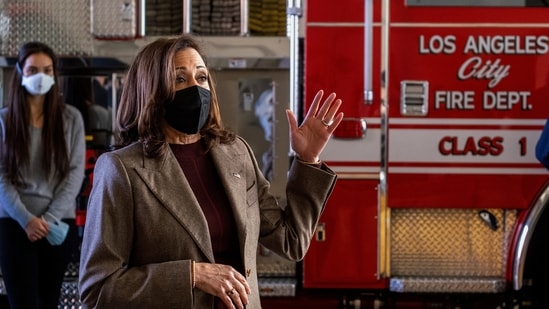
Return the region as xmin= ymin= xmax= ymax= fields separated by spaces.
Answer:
xmin=4 ymin=42 xmax=69 ymax=186
xmin=116 ymin=35 xmax=235 ymax=158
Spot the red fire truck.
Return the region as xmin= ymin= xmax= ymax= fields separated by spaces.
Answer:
xmin=294 ymin=0 xmax=549 ymax=307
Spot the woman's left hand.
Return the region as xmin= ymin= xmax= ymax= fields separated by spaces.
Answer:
xmin=194 ymin=262 xmax=250 ymax=309
xmin=286 ymin=89 xmax=343 ymax=162
xmin=25 ymin=217 xmax=49 ymax=242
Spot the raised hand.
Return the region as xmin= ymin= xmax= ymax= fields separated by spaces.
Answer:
xmin=286 ymin=89 xmax=343 ymax=163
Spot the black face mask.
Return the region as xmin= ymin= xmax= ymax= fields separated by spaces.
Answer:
xmin=164 ymin=86 xmax=211 ymax=134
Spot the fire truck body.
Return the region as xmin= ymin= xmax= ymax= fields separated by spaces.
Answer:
xmin=301 ymin=0 xmax=549 ymax=299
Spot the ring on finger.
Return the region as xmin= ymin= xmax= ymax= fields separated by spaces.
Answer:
xmin=321 ymin=119 xmax=333 ymax=127
xmin=227 ymin=288 xmax=236 ymax=296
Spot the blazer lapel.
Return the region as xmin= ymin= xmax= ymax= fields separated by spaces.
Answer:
xmin=134 ymin=150 xmax=215 ymax=263
xmin=211 ymin=145 xmax=248 ymax=259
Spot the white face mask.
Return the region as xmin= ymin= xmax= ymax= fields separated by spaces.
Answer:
xmin=21 ymin=72 xmax=55 ymax=96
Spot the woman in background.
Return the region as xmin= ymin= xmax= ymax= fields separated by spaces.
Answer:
xmin=0 ymin=41 xmax=86 ymax=309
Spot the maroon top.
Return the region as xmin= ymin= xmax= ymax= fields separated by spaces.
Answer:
xmin=170 ymin=141 xmax=243 ymax=309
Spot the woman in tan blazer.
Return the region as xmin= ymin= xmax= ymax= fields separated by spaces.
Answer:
xmin=78 ymin=34 xmax=343 ymax=309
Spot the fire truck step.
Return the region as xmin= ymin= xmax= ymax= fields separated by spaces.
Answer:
xmin=390 ymin=276 xmax=506 ymax=293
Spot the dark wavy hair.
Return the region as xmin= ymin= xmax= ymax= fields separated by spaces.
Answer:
xmin=116 ymin=35 xmax=236 ymax=158
xmin=3 ymin=41 xmax=68 ymax=186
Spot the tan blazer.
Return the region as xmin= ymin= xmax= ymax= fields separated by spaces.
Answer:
xmin=78 ymin=137 xmax=336 ymax=308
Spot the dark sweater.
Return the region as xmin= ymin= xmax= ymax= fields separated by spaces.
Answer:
xmin=170 ymin=141 xmax=243 ymax=308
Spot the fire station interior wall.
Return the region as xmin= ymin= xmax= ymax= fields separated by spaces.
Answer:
xmin=212 ymin=70 xmax=290 ymax=200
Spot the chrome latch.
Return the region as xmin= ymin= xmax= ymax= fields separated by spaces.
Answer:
xmin=401 ymin=80 xmax=429 ymax=116
xmin=315 ymin=222 xmax=326 ymax=242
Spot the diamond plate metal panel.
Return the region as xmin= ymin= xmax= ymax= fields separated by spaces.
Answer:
xmin=391 ymin=208 xmax=517 ymax=277
xmin=59 ymin=280 xmax=82 ymax=308
xmin=390 ymin=277 xmax=506 ymax=293
xmin=91 ymin=0 xmax=136 ymax=38
xmin=0 ymin=0 xmax=92 ymax=56
xmin=258 ymin=278 xmax=297 ymax=297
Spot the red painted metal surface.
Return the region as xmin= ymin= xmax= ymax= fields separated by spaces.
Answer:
xmin=303 ymin=179 xmax=385 ymax=289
